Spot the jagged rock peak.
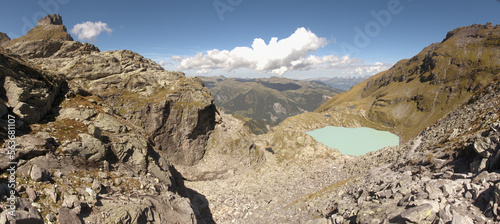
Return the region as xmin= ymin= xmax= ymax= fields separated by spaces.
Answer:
xmin=38 ymin=14 xmax=63 ymax=26
xmin=5 ymin=14 xmax=74 ymax=54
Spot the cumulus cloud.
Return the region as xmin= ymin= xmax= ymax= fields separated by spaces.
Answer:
xmin=71 ymin=21 xmax=112 ymax=41
xmin=173 ymin=27 xmax=359 ymax=75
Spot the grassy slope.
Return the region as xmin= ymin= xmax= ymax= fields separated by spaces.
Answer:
xmin=316 ymin=24 xmax=500 ymax=142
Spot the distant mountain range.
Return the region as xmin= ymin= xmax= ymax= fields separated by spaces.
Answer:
xmin=307 ymin=76 xmax=371 ymax=91
xmin=199 ymin=76 xmax=343 ymax=134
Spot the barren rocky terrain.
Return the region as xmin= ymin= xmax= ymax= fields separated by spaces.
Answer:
xmin=0 ymin=14 xmax=499 ymax=224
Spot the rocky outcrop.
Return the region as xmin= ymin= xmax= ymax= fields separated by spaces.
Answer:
xmin=90 ymin=194 xmax=197 ymax=224
xmin=0 ymin=51 xmax=63 ymax=124
xmin=0 ymin=14 xmax=215 ymax=223
xmin=37 ymin=13 xmax=63 ymax=26
xmin=0 ymin=89 xmax=206 ymax=223
xmin=0 ymin=32 xmax=10 ymax=46
xmin=86 ymin=70 xmax=216 ymax=166
xmin=4 ymin=14 xmax=217 ymax=166
xmin=30 ymin=48 xmax=162 ymax=79
xmin=177 ymin=111 xmax=264 ymax=180
xmin=58 ymin=207 xmax=82 ymax=224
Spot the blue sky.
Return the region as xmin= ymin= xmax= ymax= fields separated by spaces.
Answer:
xmin=1 ymin=0 xmax=499 ymax=79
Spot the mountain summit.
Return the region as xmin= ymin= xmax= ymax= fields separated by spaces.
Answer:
xmin=9 ymin=14 xmax=73 ymax=46
xmin=38 ymin=13 xmax=63 ymax=26
xmin=5 ymin=14 xmax=75 ymax=59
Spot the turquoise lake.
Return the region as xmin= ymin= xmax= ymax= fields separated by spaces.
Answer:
xmin=306 ymin=126 xmax=400 ymax=156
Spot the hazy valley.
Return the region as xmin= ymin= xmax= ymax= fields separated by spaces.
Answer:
xmin=199 ymin=76 xmax=342 ymax=134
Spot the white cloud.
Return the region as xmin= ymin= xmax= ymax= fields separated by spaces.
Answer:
xmin=171 ymin=55 xmax=183 ymax=62
xmin=158 ymin=60 xmax=172 ymax=67
xmin=71 ymin=21 xmax=112 ymax=42
xmin=195 ymin=69 xmax=211 ymax=74
xmin=342 ymin=62 xmax=393 ymax=76
xmin=173 ymin=27 xmax=359 ymax=75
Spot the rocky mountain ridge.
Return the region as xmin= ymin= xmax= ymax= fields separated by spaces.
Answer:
xmin=3 ymin=14 xmax=217 ymax=167
xmin=0 ymin=14 xmax=221 ymax=223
